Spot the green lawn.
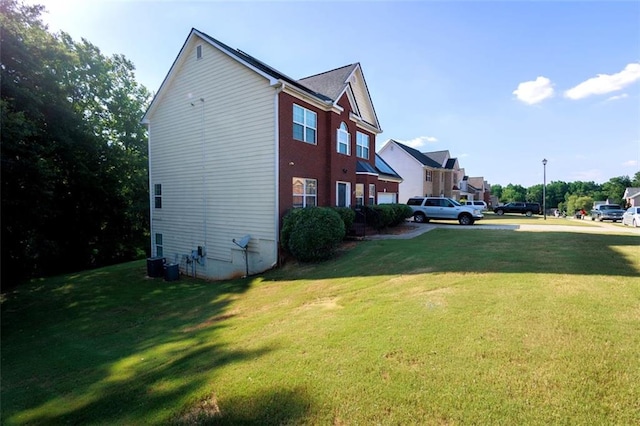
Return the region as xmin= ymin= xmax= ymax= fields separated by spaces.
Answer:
xmin=2 ymin=227 xmax=639 ymax=425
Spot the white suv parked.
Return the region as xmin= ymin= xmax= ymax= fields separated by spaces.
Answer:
xmin=407 ymin=197 xmax=484 ymax=225
xmin=464 ymin=200 xmax=488 ymax=210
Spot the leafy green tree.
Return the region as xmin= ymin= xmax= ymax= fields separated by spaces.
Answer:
xmin=566 ymin=195 xmax=593 ymax=215
xmin=601 ymin=176 xmax=631 ymax=205
xmin=1 ymin=0 xmax=150 ymax=286
xmin=546 ymin=181 xmax=568 ymax=209
xmin=526 ymin=184 xmax=543 ymax=204
xmin=500 ymin=184 xmax=526 ymax=202
xmin=631 ymin=171 xmax=640 ymax=187
xmin=491 ymin=184 xmax=503 ymax=200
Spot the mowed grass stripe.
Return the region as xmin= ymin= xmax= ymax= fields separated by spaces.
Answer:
xmin=2 ymin=228 xmax=638 ymax=424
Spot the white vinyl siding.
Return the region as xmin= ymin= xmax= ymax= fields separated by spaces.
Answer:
xmin=351 ymin=67 xmax=378 ymax=128
xmin=148 ymin=39 xmax=276 ymax=267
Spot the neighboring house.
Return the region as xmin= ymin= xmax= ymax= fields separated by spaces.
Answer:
xmin=623 ymin=187 xmax=640 ymax=207
xmin=142 ymin=28 xmax=401 ymax=280
xmin=467 ymin=177 xmax=493 ymax=207
xmin=378 ymin=140 xmax=481 ymax=203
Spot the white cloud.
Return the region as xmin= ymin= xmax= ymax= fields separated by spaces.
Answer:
xmin=400 ymin=136 xmax=438 ymax=148
xmin=513 ymin=76 xmax=554 ymax=105
xmin=565 ymin=63 xmax=640 ymax=100
xmin=606 ymin=93 xmax=629 ymax=102
xmin=622 ymin=159 xmax=638 ymax=167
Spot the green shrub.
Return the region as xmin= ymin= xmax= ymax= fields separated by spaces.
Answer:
xmin=331 ymin=207 xmax=355 ymax=234
xmin=281 ymin=207 xmax=345 ymax=262
xmin=363 ymin=204 xmax=412 ymax=229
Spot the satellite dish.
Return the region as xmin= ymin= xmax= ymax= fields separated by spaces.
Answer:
xmin=233 ymin=235 xmax=250 ymax=249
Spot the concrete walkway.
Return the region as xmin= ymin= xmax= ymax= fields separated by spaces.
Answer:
xmin=367 ymin=219 xmax=640 ymax=240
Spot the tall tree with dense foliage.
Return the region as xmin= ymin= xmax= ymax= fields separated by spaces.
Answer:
xmin=1 ymin=0 xmax=150 ymax=286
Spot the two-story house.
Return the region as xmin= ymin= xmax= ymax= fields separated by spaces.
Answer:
xmin=142 ymin=29 xmax=401 ymax=280
xmin=378 ymin=140 xmax=461 ymax=202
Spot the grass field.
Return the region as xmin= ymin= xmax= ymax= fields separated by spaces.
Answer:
xmin=2 ymin=225 xmax=639 ymax=425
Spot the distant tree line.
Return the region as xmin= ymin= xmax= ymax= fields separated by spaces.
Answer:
xmin=491 ymin=173 xmax=640 ymax=213
xmin=1 ymin=0 xmax=151 ymax=287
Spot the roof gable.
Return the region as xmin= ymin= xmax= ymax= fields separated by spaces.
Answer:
xmin=389 ymin=140 xmax=442 ymax=168
xmin=300 ymin=63 xmax=381 ymax=133
xmin=143 ymin=28 xmax=335 ymax=123
xmin=624 ymin=187 xmax=640 ymax=198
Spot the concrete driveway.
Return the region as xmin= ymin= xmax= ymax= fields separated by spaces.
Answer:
xmin=369 ymin=218 xmax=640 ymax=240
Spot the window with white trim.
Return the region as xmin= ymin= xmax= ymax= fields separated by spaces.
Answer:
xmin=356 ymin=131 xmax=369 ymax=159
xmin=154 ymin=184 xmax=162 ymax=208
xmin=293 ymin=177 xmax=317 ymax=208
xmin=337 ymin=122 xmax=350 ymax=155
xmin=369 ymin=184 xmax=375 ymax=205
xmin=355 ymin=183 xmax=364 ymax=206
xmin=293 ymin=104 xmax=317 ymax=144
xmin=155 ymin=233 xmax=163 ymax=257
xmin=426 ymin=170 xmax=432 ymax=182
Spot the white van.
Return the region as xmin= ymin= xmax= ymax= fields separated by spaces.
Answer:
xmin=464 ymin=200 xmax=488 ymax=210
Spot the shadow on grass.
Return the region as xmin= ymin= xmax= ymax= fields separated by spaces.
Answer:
xmin=268 ymin=229 xmax=640 ymax=281
xmin=0 ymin=261 xmax=297 ymax=425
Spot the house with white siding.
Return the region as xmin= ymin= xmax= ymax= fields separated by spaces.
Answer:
xmin=142 ymin=29 xmax=401 ymax=280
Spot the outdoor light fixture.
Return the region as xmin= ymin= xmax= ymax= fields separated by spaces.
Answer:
xmin=542 ymin=158 xmax=547 ymax=220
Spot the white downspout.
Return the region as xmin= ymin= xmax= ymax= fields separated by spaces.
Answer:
xmin=146 ymin=123 xmax=154 ymax=256
xmin=273 ymin=82 xmax=285 ymax=268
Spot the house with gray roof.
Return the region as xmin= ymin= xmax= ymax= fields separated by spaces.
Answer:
xmin=142 ymin=28 xmax=401 ymax=280
xmin=378 ymin=139 xmax=483 ymax=203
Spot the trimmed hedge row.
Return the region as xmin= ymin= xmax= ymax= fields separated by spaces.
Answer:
xmin=280 ymin=204 xmax=411 ymax=262
xmin=361 ymin=204 xmax=413 ymax=230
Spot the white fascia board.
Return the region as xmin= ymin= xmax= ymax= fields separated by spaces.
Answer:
xmin=349 ymin=64 xmax=383 ymax=132
xmin=356 ymin=171 xmax=379 ymax=177
xmin=351 ymin=113 xmax=381 ymax=134
xmin=378 ymin=176 xmax=403 ymax=183
xmin=282 ymin=83 xmax=343 ymax=113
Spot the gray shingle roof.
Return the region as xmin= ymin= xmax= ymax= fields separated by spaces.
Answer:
xmin=298 ymin=64 xmax=358 ymax=101
xmin=391 ymin=140 xmax=442 ymax=168
xmin=196 ymin=29 xmax=334 ymax=102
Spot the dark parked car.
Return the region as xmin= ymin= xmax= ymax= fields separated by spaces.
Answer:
xmin=493 ymin=202 xmax=541 ymax=217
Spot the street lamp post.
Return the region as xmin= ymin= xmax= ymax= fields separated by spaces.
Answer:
xmin=542 ymin=158 xmax=547 ymax=220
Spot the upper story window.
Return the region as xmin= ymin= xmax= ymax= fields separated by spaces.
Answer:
xmin=293 ymin=104 xmax=317 ymax=144
xmin=426 ymin=170 xmax=432 ymax=182
xmin=154 ymin=184 xmax=162 ymax=208
xmin=337 ymin=122 xmax=350 ymax=155
xmin=356 ymin=131 xmax=369 ymax=159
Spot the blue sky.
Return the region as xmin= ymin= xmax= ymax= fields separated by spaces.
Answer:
xmin=32 ymin=0 xmax=640 ymax=187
